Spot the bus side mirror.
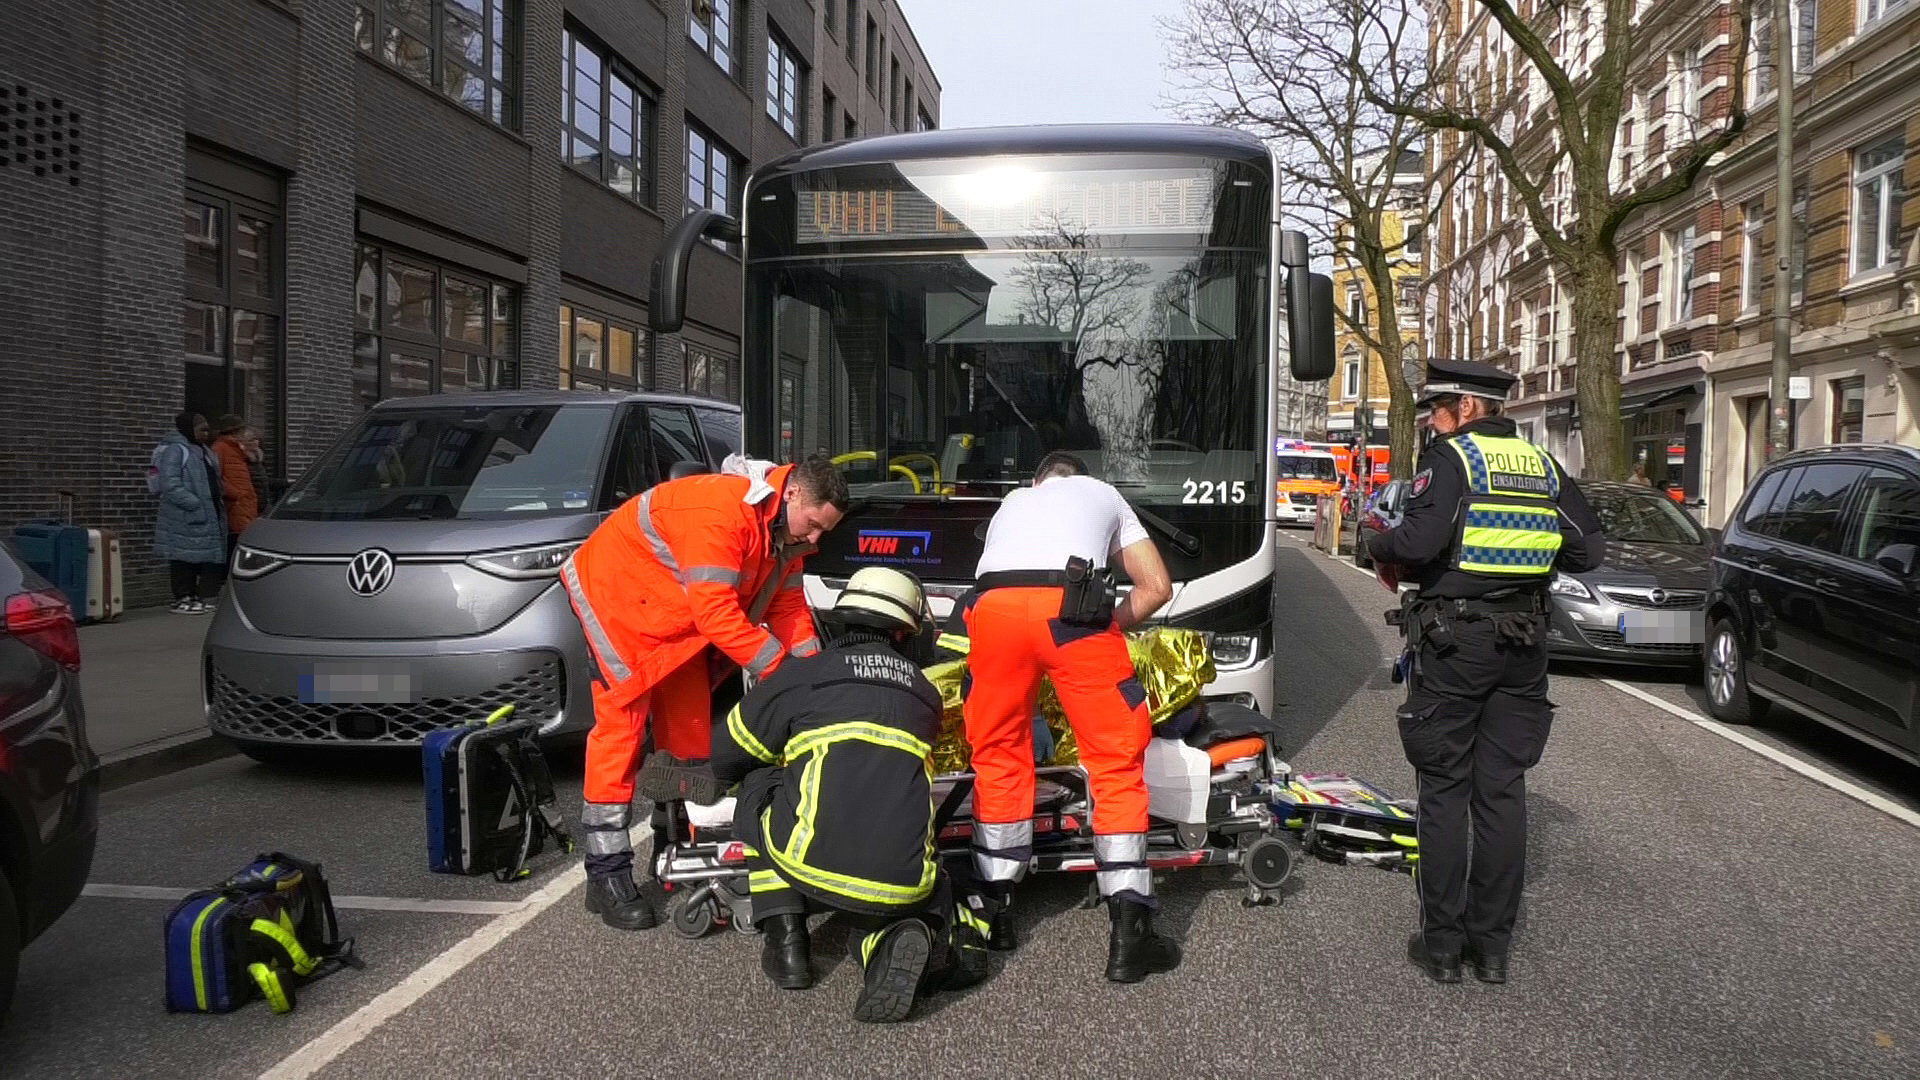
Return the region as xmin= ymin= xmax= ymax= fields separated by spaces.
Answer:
xmin=649 ymin=209 xmax=743 ymax=334
xmin=1281 ymin=230 xmax=1336 ymax=382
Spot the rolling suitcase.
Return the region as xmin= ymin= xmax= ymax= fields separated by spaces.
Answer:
xmin=83 ymin=528 xmax=123 ymax=623
xmin=423 ymin=705 xmax=573 ymax=881
xmin=12 ymin=522 xmax=89 ymax=616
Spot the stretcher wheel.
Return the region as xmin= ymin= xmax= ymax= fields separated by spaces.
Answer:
xmin=670 ymin=894 xmax=718 ymax=939
xmin=1241 ymin=836 xmax=1295 ymax=892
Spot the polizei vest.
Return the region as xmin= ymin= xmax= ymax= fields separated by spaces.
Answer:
xmin=1443 ymin=433 xmax=1564 ymax=577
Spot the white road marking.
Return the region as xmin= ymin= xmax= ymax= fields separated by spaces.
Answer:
xmin=258 ymin=863 xmax=589 ymax=1080
xmin=1597 ymin=678 xmax=1920 ymax=831
xmin=1294 ymin=531 xmax=1920 ymax=831
xmin=82 ymin=883 xmax=523 ymax=917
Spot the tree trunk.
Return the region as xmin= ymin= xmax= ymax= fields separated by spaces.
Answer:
xmin=1360 ymin=252 xmax=1420 ymax=479
xmin=1569 ymin=248 xmax=1626 ymax=480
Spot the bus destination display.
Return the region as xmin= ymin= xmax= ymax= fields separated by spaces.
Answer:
xmin=796 ymin=168 xmax=1220 ymax=245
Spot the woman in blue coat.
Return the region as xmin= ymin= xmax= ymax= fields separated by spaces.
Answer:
xmin=154 ymin=411 xmax=228 ymax=613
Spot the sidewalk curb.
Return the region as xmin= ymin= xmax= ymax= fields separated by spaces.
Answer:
xmin=98 ymin=732 xmax=239 ymax=792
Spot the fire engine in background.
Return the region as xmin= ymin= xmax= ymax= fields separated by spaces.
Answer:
xmin=1273 ymin=440 xmax=1340 ymax=526
xmin=1325 ymin=443 xmax=1390 ymax=491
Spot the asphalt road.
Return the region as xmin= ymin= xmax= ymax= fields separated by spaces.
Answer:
xmin=5 ymin=535 xmax=1917 ymax=1079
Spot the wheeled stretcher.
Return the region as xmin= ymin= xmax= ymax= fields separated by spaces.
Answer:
xmin=651 ymin=721 xmax=1303 ymax=938
xmin=1269 ymin=773 xmax=1420 ymax=872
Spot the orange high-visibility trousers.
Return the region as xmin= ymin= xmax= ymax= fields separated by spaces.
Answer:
xmin=582 ymin=654 xmax=712 ymax=806
xmin=962 ymin=586 xmax=1152 ymax=838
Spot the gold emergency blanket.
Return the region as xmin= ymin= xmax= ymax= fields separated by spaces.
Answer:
xmin=925 ymin=627 xmax=1217 ymax=774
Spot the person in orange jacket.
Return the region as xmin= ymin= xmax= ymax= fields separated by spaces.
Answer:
xmin=211 ymin=415 xmax=262 ymax=563
xmin=562 ymin=454 xmax=850 ymax=930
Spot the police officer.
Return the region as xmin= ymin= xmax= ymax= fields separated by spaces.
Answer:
xmin=707 ymin=567 xmax=989 ymax=1023
xmin=1359 ymin=358 xmax=1605 ymax=985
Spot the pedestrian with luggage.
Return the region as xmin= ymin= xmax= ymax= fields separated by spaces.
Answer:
xmin=211 ymin=415 xmax=261 ymax=563
xmin=1358 ymin=358 xmax=1606 ymax=985
xmin=561 ymin=454 xmax=848 ymax=931
xmin=153 ymin=411 xmax=228 ymax=614
xmin=961 ymin=451 xmax=1182 ymax=984
xmin=708 ymin=567 xmax=990 ymax=1022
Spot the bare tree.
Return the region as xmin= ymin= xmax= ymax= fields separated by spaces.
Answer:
xmin=1167 ymin=0 xmax=1442 ymax=478
xmin=1377 ymin=0 xmax=1752 ymax=479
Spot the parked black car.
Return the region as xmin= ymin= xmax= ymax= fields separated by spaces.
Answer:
xmin=0 ymin=540 xmax=100 ymax=1021
xmin=1544 ymin=481 xmax=1716 ymax=665
xmin=1704 ymin=444 xmax=1920 ymax=765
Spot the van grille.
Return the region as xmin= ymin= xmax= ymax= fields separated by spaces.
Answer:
xmin=209 ymin=657 xmax=564 ymax=745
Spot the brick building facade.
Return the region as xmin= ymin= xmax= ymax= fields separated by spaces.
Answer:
xmin=0 ymin=0 xmax=939 ymax=605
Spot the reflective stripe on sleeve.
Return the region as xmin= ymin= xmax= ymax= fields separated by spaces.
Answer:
xmin=685 ymin=565 xmax=743 ymax=586
xmin=726 ymin=704 xmax=779 ymax=765
xmin=746 ymin=636 xmax=784 ymax=677
xmin=634 ymin=490 xmax=680 ymax=577
xmin=790 ymin=637 xmax=821 ymax=658
xmin=561 ymin=558 xmax=633 ymax=682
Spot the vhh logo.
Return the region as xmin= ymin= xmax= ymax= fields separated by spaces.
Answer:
xmin=859 ymin=535 xmax=900 ymax=555
xmin=856 ymin=530 xmax=931 ymax=557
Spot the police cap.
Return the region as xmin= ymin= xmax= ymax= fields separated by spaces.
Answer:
xmin=1416 ymin=357 xmax=1518 ymax=406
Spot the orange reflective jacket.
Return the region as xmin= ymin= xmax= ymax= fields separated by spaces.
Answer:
xmin=562 ymin=465 xmax=822 ymax=706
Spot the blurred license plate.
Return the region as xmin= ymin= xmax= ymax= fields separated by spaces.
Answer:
xmin=299 ymin=662 xmax=414 ymax=704
xmin=1617 ymin=611 xmax=1704 ymax=644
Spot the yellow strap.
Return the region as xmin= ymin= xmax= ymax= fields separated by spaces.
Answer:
xmin=248 ymin=962 xmax=292 ymax=1014
xmin=935 ymin=633 xmax=971 ymax=655
xmin=484 ymin=704 xmax=516 ymax=726
xmin=250 ymin=917 xmax=321 ymax=976
xmin=190 ymin=897 xmax=228 ymax=1011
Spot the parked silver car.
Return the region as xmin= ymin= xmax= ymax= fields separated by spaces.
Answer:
xmin=204 ymin=391 xmax=741 ymax=760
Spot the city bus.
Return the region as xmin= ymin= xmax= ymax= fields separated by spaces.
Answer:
xmin=649 ymin=125 xmax=1335 ymax=715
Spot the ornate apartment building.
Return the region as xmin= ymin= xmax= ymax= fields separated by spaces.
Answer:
xmin=1329 ymin=149 xmax=1426 ymax=441
xmin=1424 ymin=0 xmax=1919 ymax=520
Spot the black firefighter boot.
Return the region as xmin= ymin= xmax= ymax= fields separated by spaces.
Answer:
xmin=583 ymin=871 xmax=659 ymax=931
xmin=967 ymin=883 xmax=1019 ymax=953
xmin=1104 ymin=897 xmax=1181 ymax=984
xmin=852 ymin=919 xmax=933 ymax=1024
xmin=759 ymin=913 xmax=814 ymax=990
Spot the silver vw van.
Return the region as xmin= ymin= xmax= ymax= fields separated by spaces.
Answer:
xmin=204 ymin=391 xmax=740 ymax=761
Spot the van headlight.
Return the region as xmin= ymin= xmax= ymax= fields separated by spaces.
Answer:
xmin=466 ymin=542 xmax=582 ymax=580
xmin=1207 ymin=632 xmax=1260 ymax=670
xmin=231 ymin=547 xmax=290 ymax=581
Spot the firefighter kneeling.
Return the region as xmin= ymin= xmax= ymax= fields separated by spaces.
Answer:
xmin=709 ymin=567 xmax=991 ymax=1023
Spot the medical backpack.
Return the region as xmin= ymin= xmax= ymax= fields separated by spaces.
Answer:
xmin=163 ymin=852 xmax=358 ymax=1015
xmin=424 ymin=705 xmax=574 ymax=881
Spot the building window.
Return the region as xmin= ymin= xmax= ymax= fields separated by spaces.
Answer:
xmin=917 ymin=105 xmax=935 ymax=132
xmin=865 ymin=15 xmax=879 ymax=92
xmin=1664 ymin=224 xmax=1696 ymax=324
xmin=903 ymin=78 xmax=914 ymax=132
xmin=1403 ymin=222 xmax=1424 ymax=259
xmin=354 ymin=1 xmax=518 ymax=127
xmin=1852 ymin=134 xmax=1906 ymax=276
xmin=844 ymin=112 xmax=857 ymax=139
xmin=1753 ymin=0 xmax=1817 ymax=96
xmin=689 ymin=0 xmax=736 ymax=76
xmin=184 ymin=180 xmax=284 ymax=476
xmin=889 ymin=56 xmax=901 ymax=127
xmin=1791 ymin=181 xmax=1808 ymax=304
xmin=1741 ymin=199 xmax=1766 ymax=311
xmin=823 ymin=90 xmax=838 ymax=140
xmin=1669 ymin=46 xmax=1701 ymax=124
xmin=1341 ymin=349 xmax=1361 ymax=401
xmin=1862 ymin=0 xmax=1912 ymax=23
xmin=559 ymin=303 xmax=647 ymax=391
xmin=766 ymin=30 xmax=806 ymax=140
xmin=1831 ymin=377 xmax=1866 ymax=442
xmin=846 ymin=0 xmax=859 ymax=63
xmin=352 ymin=242 xmax=518 ymax=413
xmin=824 ymin=0 xmax=837 ymax=38
xmin=564 ymin=30 xmax=652 ymax=203
xmin=686 ymin=343 xmax=738 ymax=401
xmin=686 ymin=122 xmax=739 ymax=244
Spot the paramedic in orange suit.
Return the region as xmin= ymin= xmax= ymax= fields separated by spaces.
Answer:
xmin=961 ymin=451 xmax=1181 ymax=983
xmin=562 ymin=454 xmax=850 ymax=931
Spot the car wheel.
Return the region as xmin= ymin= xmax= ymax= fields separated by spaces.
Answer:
xmin=0 ymin=863 xmax=20 ymax=1024
xmin=1704 ymin=619 xmax=1769 ymax=725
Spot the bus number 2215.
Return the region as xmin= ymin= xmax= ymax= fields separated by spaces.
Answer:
xmin=1181 ymin=478 xmax=1248 ymax=504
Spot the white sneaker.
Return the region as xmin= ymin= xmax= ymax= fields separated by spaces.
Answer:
xmin=169 ymin=598 xmax=199 ymax=614
xmin=190 ymin=598 xmax=216 ymax=614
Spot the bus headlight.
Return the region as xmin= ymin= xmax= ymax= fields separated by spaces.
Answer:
xmin=466 ymin=542 xmax=582 ymax=580
xmin=1208 ymin=632 xmax=1260 ymax=670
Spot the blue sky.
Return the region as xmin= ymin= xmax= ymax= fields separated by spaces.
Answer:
xmin=896 ymin=0 xmax=1185 ymax=129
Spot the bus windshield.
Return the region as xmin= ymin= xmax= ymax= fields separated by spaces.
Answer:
xmin=745 ymin=153 xmax=1271 ymax=511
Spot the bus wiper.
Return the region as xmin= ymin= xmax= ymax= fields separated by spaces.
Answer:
xmin=1125 ymin=500 xmax=1202 ymax=559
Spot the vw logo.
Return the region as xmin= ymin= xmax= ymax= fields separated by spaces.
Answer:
xmin=346 ymin=549 xmax=395 ymax=598
xmin=1648 ymin=588 xmax=1669 ymax=606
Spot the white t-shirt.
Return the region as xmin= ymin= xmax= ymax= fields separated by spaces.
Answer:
xmin=974 ymin=474 xmax=1151 ymax=576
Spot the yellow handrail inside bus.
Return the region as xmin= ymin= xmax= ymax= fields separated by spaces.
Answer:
xmin=829 ymin=451 xmax=936 ymax=494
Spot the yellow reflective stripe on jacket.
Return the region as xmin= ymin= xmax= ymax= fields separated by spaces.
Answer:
xmin=935 ymin=633 xmax=971 ymax=655
xmin=764 ymin=806 xmax=938 ymax=906
xmin=748 ymin=869 xmax=790 ymax=894
xmin=785 ymin=721 xmax=933 ymax=762
xmin=725 ymin=704 xmax=778 ymax=765
xmin=1446 ymin=434 xmax=1563 ymax=576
